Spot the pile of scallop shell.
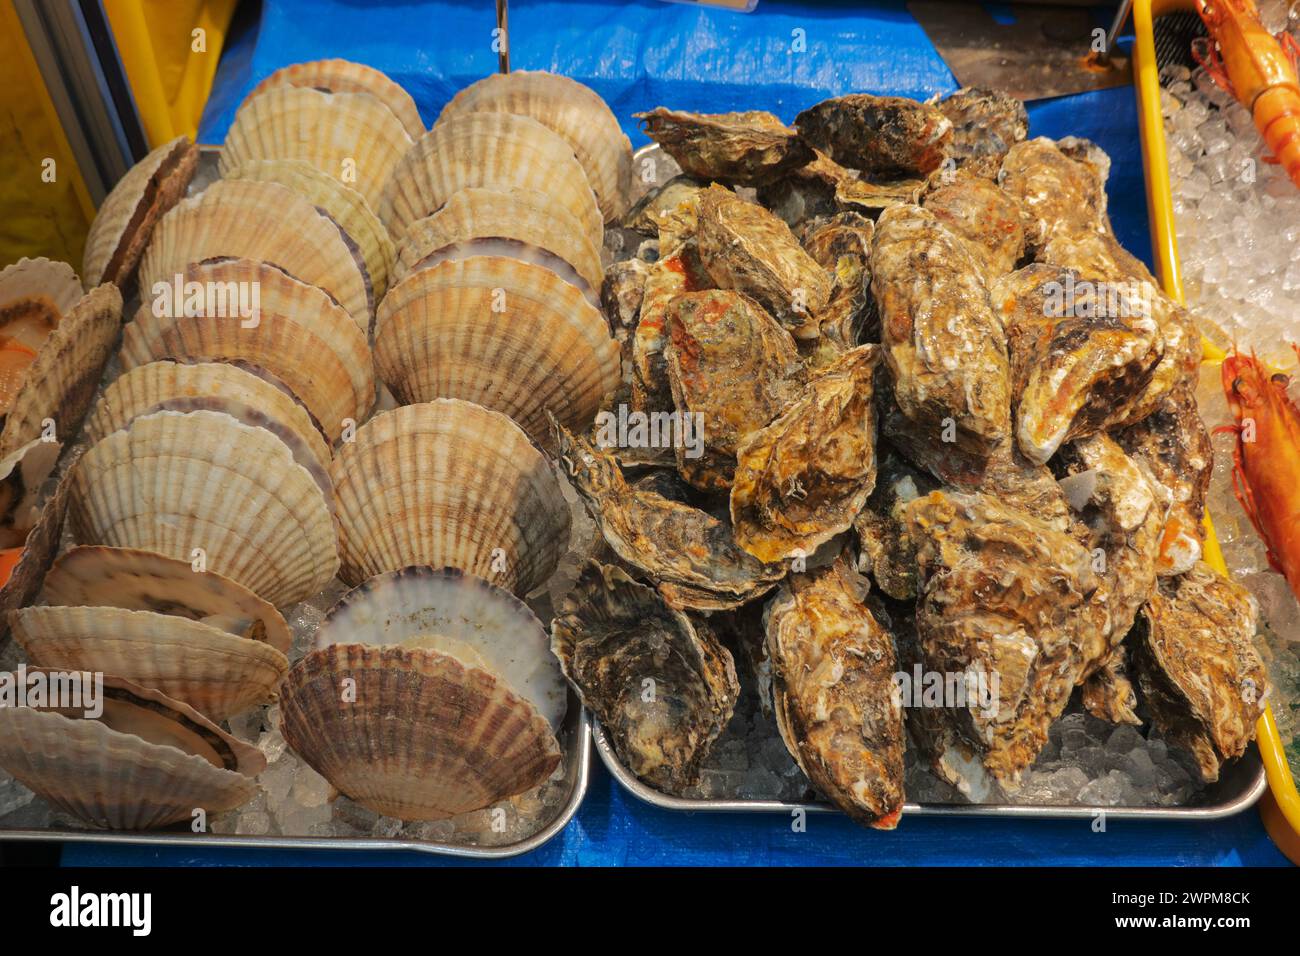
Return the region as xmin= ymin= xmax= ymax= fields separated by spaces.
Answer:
xmin=0 ymin=59 xmax=632 ymax=831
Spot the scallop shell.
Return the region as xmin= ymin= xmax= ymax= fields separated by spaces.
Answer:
xmin=280 ymin=643 xmax=560 ymax=821
xmin=373 ymin=257 xmax=618 ymax=447
xmin=331 ymin=400 xmax=569 ymax=595
xmin=224 ymin=158 xmax=396 ymax=300
xmin=0 ymin=437 xmax=62 ymax=539
xmin=437 ymin=70 xmax=633 ymax=222
xmin=246 ymin=59 xmax=425 ymax=141
xmin=139 ymin=178 xmax=372 ymax=330
xmin=0 ymin=462 xmax=73 ymax=646
xmin=82 ymin=136 xmax=199 ymax=289
xmin=0 ymin=257 xmax=84 ymax=316
xmin=0 ymin=282 xmax=122 ymax=460
xmin=89 ymin=359 xmax=332 ymax=494
xmin=10 ymin=605 xmax=288 ymax=721
xmin=69 ymin=409 xmax=339 ymax=607
xmin=394 ymin=186 xmax=603 ymax=291
xmin=220 ymin=86 xmax=413 ymax=214
xmin=379 ymin=112 xmax=602 ymax=246
xmin=43 ymin=545 xmax=292 ymax=653
xmin=315 ymin=566 xmax=567 ymax=730
xmin=120 ymin=258 xmax=373 ymax=443
xmin=0 ymin=672 xmax=264 ymax=829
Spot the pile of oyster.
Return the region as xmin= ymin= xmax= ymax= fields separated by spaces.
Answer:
xmin=561 ymin=90 xmax=1269 ymax=828
xmin=0 ymin=60 xmax=635 ymax=832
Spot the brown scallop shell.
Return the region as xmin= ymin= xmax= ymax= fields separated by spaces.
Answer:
xmin=0 ymin=257 xmax=84 ymax=319
xmin=245 ymin=58 xmax=425 ymax=141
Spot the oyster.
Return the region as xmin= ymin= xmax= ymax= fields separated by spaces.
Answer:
xmin=280 ymin=643 xmax=560 ymax=820
xmin=922 ymin=174 xmax=1026 ymax=279
xmin=852 ymin=443 xmax=936 ymax=601
xmin=765 ymin=559 xmax=904 ymax=828
xmin=1131 ymin=563 xmax=1267 ymax=782
xmin=634 ymin=108 xmax=814 ymax=186
xmin=82 ymin=135 xmax=199 ymax=289
xmin=694 ymin=184 xmax=832 ymax=339
xmin=0 ymin=673 xmax=264 ymax=829
xmin=601 ymin=257 xmax=649 ymax=344
xmin=245 ymin=58 xmax=425 ymax=141
xmin=801 ymin=212 xmax=875 ymax=352
xmin=555 ymin=422 xmax=784 ymax=611
xmin=732 ymin=346 xmax=879 ymax=563
xmin=759 ymin=150 xmax=926 ymax=226
xmin=794 ymin=94 xmax=952 ymax=177
xmin=552 ymin=560 xmax=738 ymax=791
xmin=331 ymin=401 xmax=570 ymax=595
xmin=437 ymin=70 xmax=633 ymax=222
xmin=42 ymin=544 xmax=292 ymax=652
xmin=871 ymin=204 xmax=1011 ymax=455
xmin=935 ymin=88 xmax=1028 ymax=179
xmin=621 ymin=175 xmax=707 ymax=235
xmin=663 ymin=289 xmax=803 ymax=491
xmin=1081 ymin=645 xmax=1141 ymax=726
xmin=9 ymin=605 xmax=288 ymax=721
xmin=998 ymin=137 xmax=1108 ymax=252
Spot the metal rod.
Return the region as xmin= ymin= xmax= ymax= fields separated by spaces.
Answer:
xmin=1098 ymin=0 xmax=1135 ymax=63
xmin=496 ymin=0 xmax=509 ymax=73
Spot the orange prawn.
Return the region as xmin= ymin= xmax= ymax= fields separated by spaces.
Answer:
xmin=1194 ymin=0 xmax=1300 ymax=188
xmin=1219 ymin=347 xmax=1300 ymax=598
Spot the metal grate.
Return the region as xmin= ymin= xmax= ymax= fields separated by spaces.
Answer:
xmin=1153 ymin=10 xmax=1208 ymax=72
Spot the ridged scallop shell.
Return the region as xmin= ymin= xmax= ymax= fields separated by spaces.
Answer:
xmin=224 ymin=158 xmax=396 ymax=301
xmin=82 ymin=136 xmax=199 ymax=289
xmin=139 ymin=178 xmax=372 ymax=330
xmin=437 ymin=70 xmax=632 ymax=222
xmin=10 ymin=605 xmax=288 ymax=721
xmin=331 ymin=400 xmax=569 ymax=595
xmin=220 ymin=86 xmax=413 ymax=213
xmin=280 ymin=643 xmax=560 ymax=821
xmin=395 ymin=186 xmax=603 ymax=291
xmin=0 ymin=282 xmax=121 ymax=460
xmin=43 ymin=544 xmax=292 ymax=653
xmin=0 ymin=437 xmax=62 ymax=536
xmin=316 ymin=566 xmax=567 ymax=730
xmin=0 ymin=464 xmax=73 ymax=646
xmin=379 ymin=112 xmax=602 ymax=245
xmin=120 ymin=258 xmax=373 ymax=443
xmin=373 ymin=257 xmax=618 ymax=447
xmin=69 ymin=409 xmax=339 ymax=607
xmin=89 ymin=359 xmax=332 ymax=493
xmin=246 ymin=59 xmax=425 ymax=141
xmin=0 ymin=673 xmax=264 ymax=829
xmin=0 ymin=257 xmax=84 ymax=316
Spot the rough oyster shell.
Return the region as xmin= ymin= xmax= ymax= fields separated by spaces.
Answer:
xmin=120 ymin=258 xmax=374 ymax=443
xmin=922 ymin=174 xmax=1026 ymax=279
xmin=330 ymin=400 xmax=570 ymax=595
xmin=380 ymin=112 xmax=602 ymax=246
xmin=224 ymin=158 xmax=397 ymax=301
xmin=551 ymin=560 xmax=738 ymax=791
xmin=69 ymin=409 xmax=339 ymax=607
xmin=794 ymin=94 xmax=951 ymax=176
xmin=280 ymin=643 xmax=561 ymax=820
xmin=437 ymin=70 xmax=633 ymax=222
xmin=852 ymin=443 xmax=936 ymax=601
xmin=42 ymin=544 xmax=292 ymax=653
xmin=759 ymin=150 xmax=926 ymax=226
xmin=998 ymin=137 xmax=1108 ymax=252
xmin=220 ymin=85 xmax=413 ymax=211
xmin=9 ymin=605 xmax=288 ymax=721
xmin=139 ymin=178 xmax=372 ymax=331
xmin=373 ymin=256 xmax=618 ymax=448
xmin=935 ymin=88 xmax=1028 ymax=179
xmin=393 ymin=186 xmax=603 ymax=292
xmin=245 ymin=58 xmax=425 ymax=141
xmin=315 ymin=566 xmax=566 ymax=731
xmin=82 ymin=136 xmax=199 ymax=289
xmin=0 ymin=673 xmax=264 ymax=829
xmin=801 ymin=211 xmax=875 ymax=354
xmin=634 ymin=108 xmax=814 ymax=186
xmin=732 ymin=345 xmax=879 ymax=563
xmin=765 ymin=559 xmax=904 ymax=828
xmin=1132 ymin=562 xmax=1267 ymax=782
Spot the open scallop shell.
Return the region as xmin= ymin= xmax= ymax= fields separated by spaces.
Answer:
xmin=0 ymin=282 xmax=121 ymax=460
xmin=120 ymin=258 xmax=373 ymax=443
xmin=10 ymin=605 xmax=288 ymax=722
xmin=223 ymin=158 xmax=396 ymax=300
xmin=220 ymin=86 xmax=413 ymax=213
xmin=373 ymin=257 xmax=618 ymax=447
xmin=316 ymin=566 xmax=567 ymax=730
xmin=0 ymin=257 xmax=84 ymax=318
xmin=139 ymin=178 xmax=372 ymax=330
xmin=330 ymin=400 xmax=569 ymax=595
xmin=69 ymin=409 xmax=339 ymax=607
xmin=0 ymin=672 xmax=264 ymax=829
xmin=0 ymin=457 xmax=74 ymax=646
xmin=280 ymin=643 xmax=560 ymax=821
xmin=245 ymin=59 xmax=425 ymax=141
xmin=437 ymin=70 xmax=633 ymax=222
xmin=378 ymin=112 xmax=602 ymax=246
xmin=0 ymin=437 xmax=62 ymax=545
xmin=43 ymin=545 xmax=293 ymax=653
xmin=82 ymin=136 xmax=200 ymax=289
xmin=394 ymin=186 xmax=603 ymax=291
